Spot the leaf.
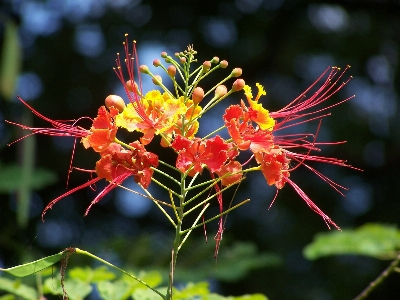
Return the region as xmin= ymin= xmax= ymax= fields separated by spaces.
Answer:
xmin=0 ymin=164 xmax=57 ymax=193
xmin=43 ymin=277 xmax=92 ymax=300
xmin=226 ymin=294 xmax=268 ymax=300
xmin=0 ymin=17 xmax=22 ymax=100
xmin=120 ymin=270 xmax=163 ymax=292
xmin=0 ymin=277 xmax=37 ymax=300
xmin=0 ymin=294 xmax=16 ymax=300
xmin=0 ymin=252 xmax=63 ymax=277
xmin=97 ymin=280 xmax=132 ymax=300
xmin=175 ymin=241 xmax=281 ymax=282
xmin=132 ymin=287 xmax=166 ymax=300
xmin=303 ymin=223 xmax=400 ymax=260
xmin=68 ymin=266 xmax=116 ymax=283
xmin=174 ymin=282 xmax=210 ymax=299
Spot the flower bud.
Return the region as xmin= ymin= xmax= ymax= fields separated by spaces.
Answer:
xmin=105 ymin=95 xmax=126 ymax=112
xmin=161 ymin=51 xmax=168 ymax=58
xmin=220 ymin=60 xmax=228 ymax=68
xmin=180 ymin=57 xmax=186 ymax=64
xmin=167 ymin=65 xmax=176 ymax=77
xmin=152 ymin=75 xmax=162 ymax=85
xmin=139 ymin=65 xmax=150 ymax=74
xmin=202 ymin=61 xmax=211 ymax=72
xmin=125 ymin=80 xmax=139 ymax=93
xmin=211 ymin=56 xmax=219 ymax=64
xmin=231 ymin=68 xmax=242 ymax=77
xmin=215 ymin=85 xmax=228 ymax=98
xmin=232 ymin=79 xmax=245 ymax=91
xmin=174 ymin=52 xmax=180 ymax=58
xmin=153 ymin=59 xmax=161 ymax=67
xmin=192 ymin=87 xmax=204 ymax=104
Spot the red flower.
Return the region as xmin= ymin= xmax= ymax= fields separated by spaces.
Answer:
xmin=42 ymin=141 xmax=158 ymax=219
xmin=224 ymin=66 xmax=356 ymax=229
xmin=223 ymin=104 xmax=275 ymax=153
xmin=171 ymin=135 xmax=235 ymax=176
xmin=96 ymin=142 xmax=158 ymax=188
xmin=6 ymin=97 xmax=119 ymax=154
xmin=81 ymin=106 xmax=119 ymax=152
xmin=215 ymin=160 xmax=243 ymax=186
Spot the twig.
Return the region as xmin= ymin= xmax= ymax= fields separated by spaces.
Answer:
xmin=353 ymin=253 xmax=400 ymax=300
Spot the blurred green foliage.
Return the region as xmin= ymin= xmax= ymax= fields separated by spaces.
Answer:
xmin=304 ymin=223 xmax=400 ymax=260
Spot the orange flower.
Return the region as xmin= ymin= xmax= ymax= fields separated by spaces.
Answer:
xmin=81 ymin=106 xmax=119 ymax=152
xmin=171 ymin=135 xmax=235 ymax=176
xmin=224 ymin=67 xmax=355 ymax=229
xmin=42 ymin=141 xmax=158 ymax=219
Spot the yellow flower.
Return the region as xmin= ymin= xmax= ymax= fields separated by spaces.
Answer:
xmin=116 ymin=90 xmax=186 ymax=144
xmin=244 ymin=83 xmax=275 ymax=131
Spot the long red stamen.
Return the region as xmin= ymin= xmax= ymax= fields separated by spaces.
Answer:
xmin=271 ymin=66 xmax=354 ymax=130
xmin=113 ymin=35 xmax=154 ymax=126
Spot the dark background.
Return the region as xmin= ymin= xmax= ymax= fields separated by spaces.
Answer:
xmin=1 ymin=0 xmax=400 ymax=299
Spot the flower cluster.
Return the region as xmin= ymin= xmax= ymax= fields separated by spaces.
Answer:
xmin=7 ymin=34 xmax=355 ymax=232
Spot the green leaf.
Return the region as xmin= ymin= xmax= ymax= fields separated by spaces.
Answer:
xmin=68 ymin=266 xmax=116 ymax=283
xmin=0 ymin=252 xmax=63 ymax=277
xmin=132 ymin=287 xmax=166 ymax=300
xmin=174 ymin=282 xmax=210 ymax=299
xmin=0 ymin=294 xmax=16 ymax=300
xmin=175 ymin=241 xmax=281 ymax=282
xmin=303 ymin=223 xmax=400 ymax=260
xmin=43 ymin=277 xmax=92 ymax=300
xmin=0 ymin=278 xmax=37 ymax=300
xmin=0 ymin=164 xmax=57 ymax=193
xmin=97 ymin=280 xmax=132 ymax=300
xmin=0 ymin=18 xmax=22 ymax=100
xmin=226 ymin=294 xmax=268 ymax=300
xmin=121 ymin=270 xmax=163 ymax=291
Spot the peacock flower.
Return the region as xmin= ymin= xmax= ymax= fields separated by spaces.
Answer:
xmin=42 ymin=141 xmax=158 ymax=219
xmin=171 ymin=135 xmax=237 ymax=177
xmin=81 ymin=106 xmax=119 ymax=152
xmin=115 ymin=90 xmax=186 ymax=145
xmin=224 ymin=66 xmax=355 ymax=229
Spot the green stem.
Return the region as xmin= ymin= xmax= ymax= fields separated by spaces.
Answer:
xmin=166 ymin=173 xmax=185 ymax=300
xmin=353 ymin=253 xmax=400 ymax=300
xmin=180 ymin=199 xmax=250 ymax=234
xmin=179 ymin=203 xmax=210 ymax=251
xmin=152 ymin=167 xmax=181 ymax=186
xmin=184 ymin=178 xmax=244 ymax=214
xmin=201 ymin=125 xmax=226 ymax=140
